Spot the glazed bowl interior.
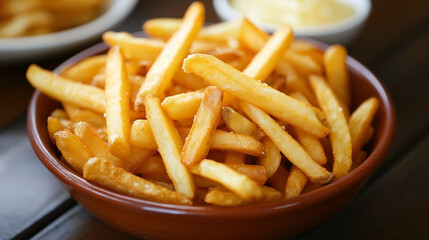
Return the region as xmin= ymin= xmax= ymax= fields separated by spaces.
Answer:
xmin=27 ymin=33 xmax=395 ymax=232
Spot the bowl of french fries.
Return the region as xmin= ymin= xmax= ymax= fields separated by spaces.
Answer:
xmin=27 ymin=2 xmax=395 ymax=239
xmin=0 ymin=0 xmax=137 ymax=62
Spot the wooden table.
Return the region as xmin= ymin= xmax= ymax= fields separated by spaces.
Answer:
xmin=1 ymin=0 xmax=428 ymax=239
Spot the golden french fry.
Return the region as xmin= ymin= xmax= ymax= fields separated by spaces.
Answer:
xmin=183 ymin=54 xmax=329 ymax=137
xmin=135 ymin=2 xmax=205 ymax=112
xmin=182 ymin=87 xmax=223 ymax=166
xmin=73 ymin=122 xmax=125 ymax=168
xmin=0 ymin=10 xmax=52 ymax=38
xmin=224 ymin=152 xmax=245 ymax=164
xmin=194 ymin=175 xmax=220 ymax=188
xmin=239 ymin=18 xmax=269 ymax=53
xmin=364 ymin=126 xmax=374 ymax=146
xmin=191 ymin=159 xmax=264 ymax=202
xmin=224 ymin=54 xmax=253 ymax=71
xmin=54 ymin=130 xmax=93 ymax=174
xmin=268 ymin=164 xmax=288 ymax=194
xmin=284 ymin=51 xmax=322 ymax=77
xmin=144 ymin=96 xmax=195 ymax=199
xmin=63 ymin=103 xmax=106 ymax=128
xmin=349 ymin=97 xmax=379 ymax=156
xmin=240 ymin=101 xmax=334 ymax=185
xmin=161 ymin=89 xmax=204 ymax=120
xmin=225 ymin=163 xmax=267 ymax=185
xmin=27 ymin=65 xmax=105 ymax=113
xmin=284 ymin=165 xmax=308 ymax=199
xmin=244 ymin=25 xmax=293 ymax=82
xmin=210 ymin=130 xmax=264 ymax=157
xmin=105 ymin=46 xmax=131 ymax=160
xmin=134 ymin=155 xmax=167 ymax=175
xmin=83 ymin=157 xmax=192 ymax=205
xmin=126 ymin=147 xmax=157 ymax=172
xmin=266 ymin=74 xmax=286 ymax=90
xmin=173 ymin=68 xmax=207 ymax=90
xmin=204 ymin=186 xmax=282 ymax=206
xmin=47 ymin=117 xmax=71 ymax=141
xmin=102 ymin=31 xmax=164 ymax=62
xmin=257 ymin=137 xmax=281 ymax=179
xmin=144 ymin=18 xmax=242 ymax=42
xmin=50 ymin=108 xmax=68 ymax=119
xmin=310 ymin=75 xmax=352 ymax=179
xmin=324 ymin=45 xmax=351 ymax=108
xmin=165 ymin=84 xmax=190 ymax=96
xmin=130 ymin=120 xmax=158 ymax=150
xmin=222 ymin=106 xmax=261 ymax=139
xmin=61 ymin=55 xmax=107 ymax=84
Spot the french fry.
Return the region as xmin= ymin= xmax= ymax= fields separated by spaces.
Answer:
xmin=127 ymin=147 xmax=157 ymax=172
xmin=63 ymin=103 xmax=105 ymax=129
xmin=310 ymin=75 xmax=352 ymax=179
xmin=182 ymin=87 xmax=223 ymax=166
xmin=191 ymin=159 xmax=264 ymax=202
xmin=284 ymin=165 xmax=308 ymax=199
xmin=135 ymin=2 xmax=205 ymax=112
xmin=224 ymin=152 xmax=245 ymax=164
xmin=364 ymin=126 xmax=374 ymax=146
xmin=102 ymin=31 xmax=164 ymax=62
xmin=323 ymin=45 xmax=351 ymax=108
xmin=27 ymin=65 xmax=105 ymax=114
xmin=83 ymin=157 xmax=192 ymax=205
xmin=61 ymin=55 xmax=107 ymax=84
xmin=194 ymin=175 xmax=220 ymax=188
xmin=144 ymin=18 xmax=242 ymax=43
xmin=54 ymin=130 xmax=93 ymax=174
xmin=50 ymin=108 xmax=68 ymax=119
xmin=239 ymin=18 xmax=269 ymax=53
xmin=73 ymin=122 xmax=125 ymax=168
xmin=268 ymin=164 xmax=288 ymax=194
xmin=266 ymin=74 xmax=286 ymax=90
xmin=225 ymin=163 xmax=267 ymax=185
xmin=349 ymin=97 xmax=379 ymax=156
xmin=173 ymin=68 xmax=207 ymax=90
xmin=144 ymin=96 xmax=195 ymax=199
xmin=204 ymin=186 xmax=282 ymax=206
xmin=351 ymin=150 xmax=367 ymax=170
xmin=105 ymin=46 xmax=131 ymax=160
xmin=240 ymin=101 xmax=334 ymax=185
xmin=47 ymin=117 xmax=71 ymax=141
xmin=130 ymin=120 xmax=158 ymax=150
xmin=210 ymin=130 xmax=264 ymax=157
xmin=222 ymin=106 xmax=261 ymax=139
xmin=183 ymin=54 xmax=329 ymax=137
xmin=161 ymin=89 xmax=204 ymax=120
xmin=257 ymin=137 xmax=281 ymax=179
xmin=283 ymin=51 xmax=322 ymax=77
xmin=134 ymin=155 xmax=167 ymax=175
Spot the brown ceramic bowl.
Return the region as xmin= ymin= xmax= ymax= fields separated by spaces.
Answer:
xmin=27 ymin=34 xmax=395 ymax=240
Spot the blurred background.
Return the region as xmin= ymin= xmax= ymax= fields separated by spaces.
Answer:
xmin=0 ymin=0 xmax=428 ymax=239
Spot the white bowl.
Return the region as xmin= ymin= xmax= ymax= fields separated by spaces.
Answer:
xmin=0 ymin=0 xmax=137 ymax=62
xmin=213 ymin=0 xmax=371 ymax=45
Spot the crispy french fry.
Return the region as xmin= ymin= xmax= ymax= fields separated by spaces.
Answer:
xmin=144 ymin=96 xmax=195 ymax=199
xmin=257 ymin=137 xmax=281 ymax=179
xmin=134 ymin=155 xmax=167 ymax=175
xmin=47 ymin=117 xmax=71 ymax=141
xmin=194 ymin=175 xmax=220 ymax=188
xmin=284 ymin=165 xmax=308 ymax=199
xmin=182 ymin=87 xmax=223 ymax=166
xmin=222 ymin=106 xmax=261 ymax=139
xmin=240 ymin=101 xmax=334 ymax=185
xmin=54 ymin=130 xmax=93 ymax=174
xmin=183 ymin=54 xmax=329 ymax=137
xmin=126 ymin=147 xmax=157 ymax=172
xmin=310 ymin=75 xmax=352 ymax=179
xmin=268 ymin=164 xmax=288 ymax=194
xmin=135 ymin=2 xmax=205 ymax=112
xmin=224 ymin=152 xmax=245 ymax=164
xmin=225 ymin=163 xmax=267 ymax=185
xmin=266 ymin=74 xmax=286 ymax=90
xmin=239 ymin=18 xmax=269 ymax=53
xmin=173 ymin=68 xmax=207 ymax=90
xmin=204 ymin=186 xmax=281 ymax=206
xmin=165 ymin=84 xmax=190 ymax=96
xmin=210 ymin=130 xmax=264 ymax=157
xmin=83 ymin=157 xmax=192 ymax=205
xmin=244 ymin=25 xmax=293 ymax=82
xmin=324 ymin=45 xmax=350 ymax=108
xmin=191 ymin=159 xmax=264 ymax=202
xmin=130 ymin=120 xmax=158 ymax=150
xmin=50 ymin=108 xmax=68 ymax=119
xmin=63 ymin=103 xmax=105 ymax=128
xmin=27 ymin=65 xmax=105 ymax=113
xmin=61 ymin=55 xmax=107 ymax=84
xmin=144 ymin=18 xmax=242 ymax=42
xmin=349 ymin=97 xmax=379 ymax=156
xmin=161 ymin=89 xmax=204 ymax=120
xmin=105 ymin=46 xmax=131 ymax=160
xmin=102 ymin=31 xmax=164 ymax=62
xmin=284 ymin=51 xmax=322 ymax=77
xmin=73 ymin=122 xmax=125 ymax=168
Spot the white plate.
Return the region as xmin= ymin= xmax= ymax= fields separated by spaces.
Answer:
xmin=0 ymin=0 xmax=137 ymax=62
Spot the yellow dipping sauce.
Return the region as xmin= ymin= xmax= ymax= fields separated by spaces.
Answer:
xmin=229 ymin=0 xmax=355 ymax=27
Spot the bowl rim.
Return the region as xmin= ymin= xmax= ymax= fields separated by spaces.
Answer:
xmin=0 ymin=0 xmax=137 ymax=51
xmin=27 ymin=33 xmax=395 ymax=219
xmin=213 ymin=0 xmax=372 ymax=36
